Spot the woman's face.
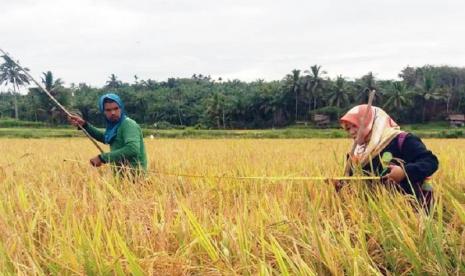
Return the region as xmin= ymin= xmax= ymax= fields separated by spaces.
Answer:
xmin=342 ymin=122 xmax=359 ymax=139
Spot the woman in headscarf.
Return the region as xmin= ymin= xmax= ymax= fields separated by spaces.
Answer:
xmin=68 ymin=93 xmax=147 ymax=174
xmin=339 ymin=104 xmax=438 ymax=211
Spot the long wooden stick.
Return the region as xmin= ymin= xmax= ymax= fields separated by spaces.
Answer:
xmin=0 ymin=48 xmax=104 ymax=153
xmin=354 ymin=90 xmax=376 ymax=147
xmin=344 ymin=89 xmax=376 ymax=175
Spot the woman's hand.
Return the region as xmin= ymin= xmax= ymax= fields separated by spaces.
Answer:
xmin=327 ymin=179 xmax=347 ymax=192
xmin=382 ymin=164 xmax=406 ymax=183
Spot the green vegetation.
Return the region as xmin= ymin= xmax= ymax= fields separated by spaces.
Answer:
xmin=0 ymin=118 xmax=58 ymax=128
xmin=0 ymin=128 xmax=80 ymax=138
xmin=1 ymin=120 xmax=464 ymax=139
xmin=2 ymin=56 xmax=465 ymax=129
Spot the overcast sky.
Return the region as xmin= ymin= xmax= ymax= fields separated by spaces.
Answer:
xmin=1 ymin=0 xmax=464 ymax=87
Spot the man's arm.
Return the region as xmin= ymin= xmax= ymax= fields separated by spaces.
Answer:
xmin=83 ymin=122 xmax=105 ymax=143
xmin=99 ymin=121 xmax=141 ymax=163
xmin=68 ymin=115 xmax=105 ymax=143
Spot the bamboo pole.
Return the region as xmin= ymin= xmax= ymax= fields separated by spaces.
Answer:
xmin=344 ymin=89 xmax=376 ymax=175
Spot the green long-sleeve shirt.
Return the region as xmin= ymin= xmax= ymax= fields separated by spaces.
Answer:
xmin=84 ymin=118 xmax=147 ymax=171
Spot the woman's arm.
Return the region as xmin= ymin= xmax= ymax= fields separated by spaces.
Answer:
xmin=402 ymin=134 xmax=439 ymax=184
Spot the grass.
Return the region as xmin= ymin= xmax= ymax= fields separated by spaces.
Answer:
xmin=1 ymin=125 xmax=465 ymax=139
xmin=2 ymin=118 xmax=464 ymax=139
xmin=0 ymin=118 xmax=51 ymax=128
xmin=0 ymin=138 xmax=464 ymax=274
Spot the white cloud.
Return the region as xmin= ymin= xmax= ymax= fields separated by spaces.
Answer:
xmin=1 ymin=0 xmax=464 ymax=87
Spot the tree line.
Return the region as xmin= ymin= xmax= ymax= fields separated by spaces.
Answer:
xmin=2 ymin=55 xmax=465 ymax=128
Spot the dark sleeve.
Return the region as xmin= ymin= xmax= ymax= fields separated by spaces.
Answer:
xmin=402 ymin=134 xmax=439 ymax=184
xmin=100 ymin=121 xmax=141 ymax=163
xmin=83 ymin=122 xmax=105 ymax=143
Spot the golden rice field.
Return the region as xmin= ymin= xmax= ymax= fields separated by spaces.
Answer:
xmin=1 ymin=138 xmax=465 ymax=275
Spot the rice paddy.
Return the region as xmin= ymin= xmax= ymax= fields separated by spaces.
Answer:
xmin=0 ymin=138 xmax=464 ymax=275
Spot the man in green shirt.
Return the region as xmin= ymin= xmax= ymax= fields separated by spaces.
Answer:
xmin=68 ymin=93 xmax=147 ymax=173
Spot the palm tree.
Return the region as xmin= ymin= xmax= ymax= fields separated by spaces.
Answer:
xmin=326 ymin=75 xmax=350 ymax=108
xmin=0 ymin=55 xmax=30 ymax=119
xmin=42 ymin=71 xmax=63 ymax=93
xmin=285 ymin=69 xmax=301 ymax=121
xmin=439 ymin=81 xmax=457 ymax=114
xmin=105 ymin=74 xmax=122 ymax=89
xmin=304 ymin=65 xmax=325 ymax=112
xmin=415 ymin=72 xmax=443 ymax=122
xmin=42 ymin=71 xmax=64 ymax=108
xmin=357 ymin=72 xmax=381 ymax=104
xmin=141 ymin=78 xmax=158 ymax=90
xmin=169 ymin=88 xmax=184 ymax=125
xmin=206 ymin=93 xmax=227 ymax=128
xmin=27 ymin=71 xmax=67 ymax=123
xmin=383 ymin=81 xmax=412 ymax=113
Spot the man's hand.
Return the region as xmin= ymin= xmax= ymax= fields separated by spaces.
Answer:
xmin=68 ymin=115 xmax=86 ymax=128
xmin=382 ymin=164 xmax=406 ymax=184
xmin=90 ymin=156 xmax=103 ymax=167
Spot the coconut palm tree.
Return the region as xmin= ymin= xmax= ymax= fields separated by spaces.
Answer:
xmin=285 ymin=69 xmax=301 ymax=121
xmin=383 ymin=81 xmax=412 ymax=113
xmin=206 ymin=92 xmax=227 ymax=128
xmin=105 ymin=74 xmax=122 ymax=89
xmin=357 ymin=72 xmax=382 ymax=104
xmin=304 ymin=65 xmax=325 ymax=112
xmin=0 ymin=55 xmax=30 ymax=119
xmin=42 ymin=71 xmax=63 ymax=92
xmin=415 ymin=72 xmax=444 ymax=122
xmin=326 ymin=75 xmax=351 ymax=108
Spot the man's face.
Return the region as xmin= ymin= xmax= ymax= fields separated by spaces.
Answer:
xmin=104 ymin=101 xmax=121 ymax=122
